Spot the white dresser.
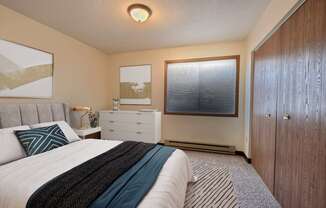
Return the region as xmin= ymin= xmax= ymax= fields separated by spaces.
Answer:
xmin=99 ymin=110 xmax=161 ymax=143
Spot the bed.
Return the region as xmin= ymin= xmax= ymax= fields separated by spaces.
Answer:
xmin=0 ymin=103 xmax=193 ymax=208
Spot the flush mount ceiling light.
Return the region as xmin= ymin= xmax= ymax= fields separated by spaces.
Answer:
xmin=127 ymin=4 xmax=152 ymax=23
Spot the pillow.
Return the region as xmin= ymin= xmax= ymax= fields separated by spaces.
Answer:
xmin=0 ymin=126 xmax=29 ymax=165
xmin=15 ymin=124 xmax=69 ymax=156
xmin=30 ymin=121 xmax=80 ymax=142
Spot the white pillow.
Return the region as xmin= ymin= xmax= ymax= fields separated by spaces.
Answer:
xmin=0 ymin=125 xmax=29 ymax=165
xmin=30 ymin=121 xmax=80 ymax=143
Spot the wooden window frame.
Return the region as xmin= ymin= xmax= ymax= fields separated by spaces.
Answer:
xmin=164 ymin=55 xmax=240 ymax=117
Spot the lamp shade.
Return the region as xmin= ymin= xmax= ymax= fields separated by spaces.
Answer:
xmin=72 ymin=106 xmax=91 ymax=112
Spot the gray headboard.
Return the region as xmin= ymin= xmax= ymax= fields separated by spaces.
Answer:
xmin=0 ymin=103 xmax=70 ymax=128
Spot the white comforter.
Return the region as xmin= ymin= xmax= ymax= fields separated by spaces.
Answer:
xmin=0 ymin=139 xmax=193 ymax=208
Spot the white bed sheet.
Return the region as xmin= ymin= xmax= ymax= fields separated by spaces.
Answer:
xmin=0 ymin=139 xmax=193 ymax=208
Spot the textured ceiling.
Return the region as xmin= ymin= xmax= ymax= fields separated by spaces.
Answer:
xmin=0 ymin=0 xmax=271 ymax=54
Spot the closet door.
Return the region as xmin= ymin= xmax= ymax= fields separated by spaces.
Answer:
xmin=252 ymin=30 xmax=280 ymax=192
xmin=252 ymin=44 xmax=267 ymax=189
xmin=275 ymin=0 xmax=326 ymax=207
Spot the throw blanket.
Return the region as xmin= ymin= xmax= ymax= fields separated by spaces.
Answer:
xmin=91 ymin=145 xmax=175 ymax=208
xmin=26 ymin=141 xmax=175 ymax=208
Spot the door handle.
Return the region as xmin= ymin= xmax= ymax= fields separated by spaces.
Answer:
xmin=283 ymin=113 xmax=290 ymax=120
xmin=265 ymin=114 xmax=271 ymax=119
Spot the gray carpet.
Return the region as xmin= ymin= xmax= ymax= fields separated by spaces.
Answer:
xmin=184 ymin=151 xmax=281 ymax=208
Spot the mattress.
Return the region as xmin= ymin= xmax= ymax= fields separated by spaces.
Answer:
xmin=0 ymin=139 xmax=193 ymax=208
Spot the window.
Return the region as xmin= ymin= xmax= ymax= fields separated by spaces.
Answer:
xmin=164 ymin=56 xmax=239 ymax=117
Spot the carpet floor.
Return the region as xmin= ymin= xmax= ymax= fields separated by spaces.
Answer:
xmin=184 ymin=151 xmax=281 ymax=208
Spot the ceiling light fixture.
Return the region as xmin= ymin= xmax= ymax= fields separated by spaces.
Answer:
xmin=127 ymin=4 xmax=152 ymax=23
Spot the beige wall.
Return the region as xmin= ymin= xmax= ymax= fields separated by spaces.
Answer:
xmin=0 ymin=1 xmax=302 ymax=154
xmin=108 ymin=41 xmax=247 ymax=151
xmin=0 ymin=5 xmax=111 ymax=110
xmin=0 ymin=4 xmax=247 ymax=151
xmin=243 ymin=0 xmax=303 ymax=156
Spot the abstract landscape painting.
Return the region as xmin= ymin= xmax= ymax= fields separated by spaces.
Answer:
xmin=120 ymin=65 xmax=151 ymax=105
xmin=0 ymin=39 xmax=53 ymax=98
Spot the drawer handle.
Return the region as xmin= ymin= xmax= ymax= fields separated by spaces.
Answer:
xmin=136 ymin=122 xmax=142 ymax=125
xmin=136 ymin=112 xmax=142 ymax=115
xmin=136 ymin=131 xmax=142 ymax=134
xmin=109 ymin=120 xmax=115 ymax=123
xmin=109 ymin=129 xmax=114 ymax=132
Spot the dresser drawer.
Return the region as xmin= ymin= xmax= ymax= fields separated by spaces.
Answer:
xmin=100 ymin=112 xmax=155 ymax=124
xmin=102 ymin=129 xmax=156 ymax=142
xmin=101 ymin=129 xmax=126 ymax=141
xmin=100 ymin=120 xmax=154 ymax=132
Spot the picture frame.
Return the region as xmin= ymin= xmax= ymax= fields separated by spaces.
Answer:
xmin=0 ymin=39 xmax=54 ymax=98
xmin=119 ymin=64 xmax=152 ymax=105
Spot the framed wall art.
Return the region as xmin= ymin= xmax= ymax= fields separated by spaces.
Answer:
xmin=0 ymin=39 xmax=53 ymax=98
xmin=119 ymin=64 xmax=151 ymax=105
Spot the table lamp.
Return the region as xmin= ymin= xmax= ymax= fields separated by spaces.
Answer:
xmin=72 ymin=106 xmax=91 ymax=129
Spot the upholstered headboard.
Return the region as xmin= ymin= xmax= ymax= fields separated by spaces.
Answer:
xmin=0 ymin=103 xmax=70 ymax=128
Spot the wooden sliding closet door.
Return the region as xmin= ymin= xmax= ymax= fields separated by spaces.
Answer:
xmin=252 ymin=30 xmax=280 ymax=192
xmin=252 ymin=44 xmax=267 ymax=189
xmin=275 ymin=0 xmax=326 ymax=207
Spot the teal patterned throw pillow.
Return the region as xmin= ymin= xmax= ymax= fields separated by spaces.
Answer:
xmin=15 ymin=124 xmax=69 ymax=156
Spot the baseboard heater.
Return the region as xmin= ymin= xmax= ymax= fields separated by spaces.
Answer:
xmin=164 ymin=140 xmax=236 ymax=155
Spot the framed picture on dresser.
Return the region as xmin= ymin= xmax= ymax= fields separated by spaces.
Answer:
xmin=0 ymin=39 xmax=54 ymax=98
xmin=119 ymin=64 xmax=152 ymax=105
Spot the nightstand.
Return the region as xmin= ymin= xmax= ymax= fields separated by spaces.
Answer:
xmin=73 ymin=127 xmax=101 ymax=139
